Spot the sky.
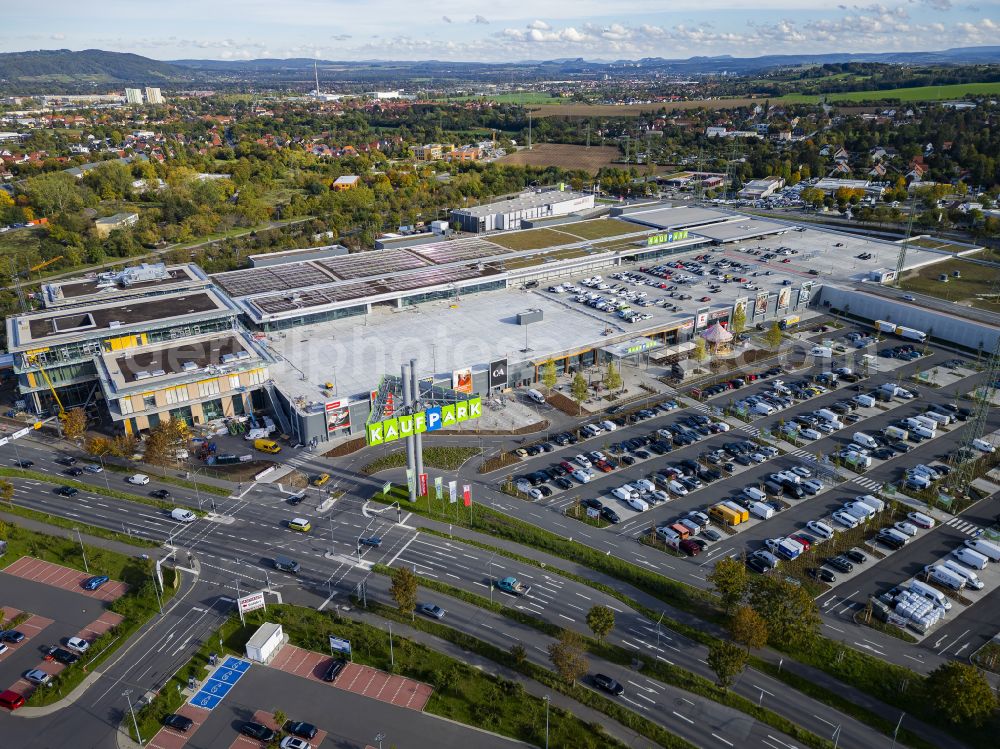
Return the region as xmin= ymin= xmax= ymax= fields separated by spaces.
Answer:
xmin=2 ymin=0 xmax=999 ymax=62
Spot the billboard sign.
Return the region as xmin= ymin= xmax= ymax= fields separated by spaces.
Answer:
xmin=695 ymin=307 xmax=709 ymax=330
xmin=452 ymin=367 xmax=473 ymax=394
xmin=237 ymin=591 xmax=266 ymax=615
xmin=733 ymin=297 xmax=748 ymax=319
xmin=325 ymin=400 xmax=351 ymax=434
xmin=646 ymin=229 xmax=690 ymax=246
xmin=328 ymin=636 xmax=351 ymax=655
xmin=754 ymin=291 xmax=769 ymax=317
xmin=488 ymin=358 xmax=508 ymax=389
xmin=366 ymin=397 xmax=482 ymax=445
xmin=777 ymin=287 xmax=791 ymax=309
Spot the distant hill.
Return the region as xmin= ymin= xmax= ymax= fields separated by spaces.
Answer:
xmin=0 ymin=49 xmax=191 ymax=91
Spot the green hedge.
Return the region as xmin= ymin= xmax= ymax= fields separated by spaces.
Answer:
xmin=362 ymin=446 xmax=482 ymax=474
xmin=97 ymin=461 xmax=230 ymax=496
xmin=0 ymin=500 xmax=157 ymax=547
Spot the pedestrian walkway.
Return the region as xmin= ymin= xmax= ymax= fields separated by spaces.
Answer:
xmin=740 ymin=424 xmax=761 ymax=437
xmin=788 ymin=448 xmax=811 ymax=458
xmin=944 ymin=516 xmax=984 ymax=537
xmin=850 ymin=476 xmax=883 ymax=492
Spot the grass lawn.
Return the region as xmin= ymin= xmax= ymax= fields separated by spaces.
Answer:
xmin=559 ymin=219 xmax=643 ymax=241
xmin=898 ymin=257 xmax=1000 ymax=313
xmin=487 ymin=227 xmax=577 ymax=251
xmin=564 ymin=503 xmax=610 ymax=529
xmin=361 ymin=446 xmax=482 ymax=474
xmin=780 ymin=81 xmax=1000 ymax=103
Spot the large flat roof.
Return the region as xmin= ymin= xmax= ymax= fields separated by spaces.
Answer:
xmin=451 ymin=189 xmax=591 ymax=218
xmin=8 ymin=288 xmax=234 ymax=350
xmin=44 ymin=264 xmax=206 ymax=307
xmin=620 ymin=205 xmax=733 ymax=230
xmin=693 ymin=218 xmax=790 ymax=243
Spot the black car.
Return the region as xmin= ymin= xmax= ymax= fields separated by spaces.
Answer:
xmin=600 ymin=507 xmax=620 ymax=524
xmin=808 ymin=568 xmax=837 ymax=583
xmin=14 ymin=460 xmax=34 ymax=468
xmin=45 ymin=646 xmax=79 ymax=665
xmin=593 ymin=673 xmax=625 ymax=695
xmin=877 ymin=531 xmax=905 ymax=550
xmin=633 ymin=450 xmax=650 ymax=460
xmin=64 ymin=467 xmax=84 ymax=476
xmin=163 ymin=714 xmax=194 ymax=732
xmin=0 ymin=630 xmax=25 ymax=643
xmin=554 ymin=477 xmax=573 ymax=490
xmin=56 ymin=456 xmax=78 ymax=466
xmin=701 ymin=528 xmax=723 ymax=542
xmin=845 ymin=548 xmax=868 ymax=564
xmin=358 ymin=536 xmax=382 ymax=548
xmin=581 ymin=498 xmax=603 ymax=511
xmin=826 ymin=556 xmax=854 ymax=573
xmin=240 ymin=722 xmax=276 ymax=742
xmin=537 ymin=485 xmax=553 ymax=497
xmin=322 ymin=657 xmax=348 ymax=682
xmin=286 ymin=721 xmax=319 ymax=740
xmin=150 ymin=489 xmax=171 ymax=499
xmin=55 ymin=486 xmax=79 ymax=497
xmin=872 ymin=448 xmax=894 ymax=461
xmin=783 ymin=483 xmax=804 ymax=500
xmin=746 ymin=557 xmax=771 ymax=574
xmin=287 ymin=494 xmax=304 ymax=505
xmin=549 ymin=463 xmax=568 ymax=477
xmin=619 ymin=455 xmax=636 ymax=466
xmin=888 ymin=442 xmax=911 ymax=454
xmin=648 ymin=442 xmax=668 ymax=455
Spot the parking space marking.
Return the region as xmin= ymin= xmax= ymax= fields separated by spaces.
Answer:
xmin=268 ymin=644 xmax=433 ymax=711
xmin=146 ymin=704 xmax=210 ymax=749
xmin=2 ymin=557 xmax=129 ymax=601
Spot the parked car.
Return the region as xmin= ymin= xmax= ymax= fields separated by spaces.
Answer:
xmin=163 ymin=714 xmax=194 ymax=732
xmin=241 ymin=722 xmax=277 ymax=742
xmin=808 ymin=568 xmax=837 ymax=583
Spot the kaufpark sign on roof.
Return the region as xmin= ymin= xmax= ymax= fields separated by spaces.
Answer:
xmin=646 ymin=229 xmax=689 ymax=246
xmin=365 ymin=397 xmax=481 ymax=446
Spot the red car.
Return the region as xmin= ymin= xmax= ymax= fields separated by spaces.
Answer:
xmin=699 ymin=296 xmax=711 ymax=302
xmin=781 ymin=258 xmax=791 ymax=263
xmin=559 ymin=461 xmax=576 ymax=474
xmin=594 ymin=461 xmax=614 ymax=473
xmin=0 ymin=690 xmax=25 ymax=711
xmin=789 ymin=535 xmax=812 ymax=552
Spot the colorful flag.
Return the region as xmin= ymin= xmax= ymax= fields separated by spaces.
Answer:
xmin=448 ymin=480 xmax=457 ymax=504
xmin=418 ymin=473 xmax=428 ymax=496
xmin=406 ymin=469 xmax=415 ymax=493
xmin=382 ymin=481 xmax=391 ymax=495
xmin=434 ymin=476 xmax=443 ymax=501
xmin=462 ymin=484 xmax=472 ymax=507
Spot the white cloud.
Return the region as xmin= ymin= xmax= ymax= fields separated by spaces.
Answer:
xmin=528 ymin=19 xmax=551 ymax=30
xmin=50 ymin=33 xmax=66 ymax=40
xmin=472 ymin=14 xmax=489 ymax=24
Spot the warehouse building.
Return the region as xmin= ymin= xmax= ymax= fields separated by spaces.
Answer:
xmin=449 ymin=188 xmax=595 ymax=233
xmin=738 ymin=177 xmax=785 ymax=200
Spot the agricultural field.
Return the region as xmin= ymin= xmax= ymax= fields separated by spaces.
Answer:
xmin=497 ymin=144 xmax=622 ymax=174
xmin=898 ymin=257 xmax=1000 ymax=313
xmin=437 ymin=91 xmax=568 ymax=105
xmin=560 ymin=219 xmax=643 ymax=241
xmin=780 ymin=81 xmax=1000 ymax=104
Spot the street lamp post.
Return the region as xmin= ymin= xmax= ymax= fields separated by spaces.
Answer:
xmin=889 ymin=712 xmax=905 ymax=749
xmin=73 ymin=527 xmax=89 ymax=573
xmin=832 ymin=724 xmax=842 ymax=749
xmin=151 ymin=569 xmax=163 ymax=615
xmin=487 ymin=553 xmax=496 ymax=605
xmin=388 ymin=623 xmax=394 ymax=668
xmin=544 ymin=695 xmax=550 ymax=749
xmin=123 ymin=689 xmax=142 ymax=746
xmin=374 ymin=733 xmax=385 ymax=749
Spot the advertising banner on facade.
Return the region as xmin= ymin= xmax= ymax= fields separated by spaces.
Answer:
xmin=488 ymin=358 xmax=508 ymax=389
xmin=366 ymin=397 xmax=482 ymax=445
xmin=452 ymin=367 xmax=473 ymax=394
xmin=695 ymin=307 xmax=709 ymax=330
xmin=646 ymin=229 xmax=690 ymax=246
xmin=754 ymin=291 xmax=769 ymax=317
xmin=734 ymin=297 xmax=748 ymax=320
xmin=777 ymin=287 xmax=791 ymax=309
xmin=325 ymin=400 xmax=351 ymax=434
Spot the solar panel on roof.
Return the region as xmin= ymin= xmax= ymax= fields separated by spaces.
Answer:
xmin=410 ymin=238 xmax=508 ymax=264
xmin=316 ymin=250 xmax=429 ymax=279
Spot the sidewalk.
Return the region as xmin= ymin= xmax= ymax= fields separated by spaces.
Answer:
xmin=0 ymin=509 xmax=154 ymax=558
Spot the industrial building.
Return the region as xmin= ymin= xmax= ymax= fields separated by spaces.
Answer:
xmin=94 ymin=212 xmax=139 ymax=238
xmin=449 ymin=189 xmax=595 ymax=233
xmin=144 ymin=87 xmax=164 ymax=104
xmin=124 ymin=88 xmax=144 ymax=105
xmin=738 ymin=177 xmax=785 ymax=200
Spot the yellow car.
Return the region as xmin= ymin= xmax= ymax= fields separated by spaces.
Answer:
xmin=311 ymin=473 xmax=330 ymax=488
xmin=288 ymin=517 xmax=312 ymax=533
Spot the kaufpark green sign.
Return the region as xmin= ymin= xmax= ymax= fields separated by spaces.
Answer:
xmin=646 ymin=229 xmax=689 ymax=246
xmin=366 ymin=397 xmax=482 ymax=446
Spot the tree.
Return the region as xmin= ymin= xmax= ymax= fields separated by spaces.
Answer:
xmin=764 ymin=321 xmax=784 ymax=350
xmin=729 ymin=605 xmax=769 ymax=651
xmin=61 ymin=408 xmax=88 ymax=440
xmin=731 ymin=304 xmax=746 ymax=335
xmin=570 ymin=372 xmax=588 ymax=413
xmin=586 ymin=605 xmax=615 ymax=643
xmin=143 ymin=419 xmax=188 ymax=467
xmin=707 ymin=641 xmax=748 ymax=690
xmin=0 ymin=479 xmax=13 ymax=504
xmin=541 ymin=360 xmax=558 ymax=390
xmin=602 ymin=362 xmax=622 ymax=392
xmin=511 ymin=643 xmax=527 ymax=667
xmin=707 ymin=556 xmax=748 ymax=612
xmin=691 ymin=337 xmax=707 ymax=363
xmin=747 ymin=575 xmax=820 ymax=648
xmin=390 ymin=566 xmax=418 ymax=619
xmin=924 ymin=662 xmax=997 ymax=726
xmin=272 ymin=708 xmax=287 ymax=736
xmin=548 ymin=629 xmax=589 ymax=685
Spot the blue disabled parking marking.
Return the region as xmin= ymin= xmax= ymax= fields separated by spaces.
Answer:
xmin=190 ymin=658 xmax=251 ymax=710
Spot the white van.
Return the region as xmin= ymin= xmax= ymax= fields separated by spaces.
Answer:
xmin=815 ymin=408 xmax=839 ymax=423
xmin=844 ymin=452 xmax=872 ymax=469
xmin=913 ymin=415 xmax=938 ymax=431
xmin=843 ymin=501 xmax=875 ymax=521
xmin=751 ymin=402 xmax=775 ymax=416
xmin=749 ymin=501 xmax=774 ymax=520
xmin=923 ymin=411 xmax=951 ymax=427
xmin=743 ymin=486 xmax=767 ymax=502
xmin=856 ymin=494 xmax=885 ymax=513
xmin=884 ymin=425 xmax=908 ymax=441
xmin=853 ymin=432 xmax=878 ymax=450
xmin=964 ymin=538 xmax=1000 ymax=562
xmin=926 ymin=566 xmax=965 ymax=591
xmin=941 ymin=560 xmax=984 ymax=590
xmin=881 ymin=527 xmax=911 ymax=546
xmin=526 ymin=389 xmax=546 ymax=404
xmin=912 ymin=425 xmax=935 ymax=439
xmin=902 ymin=417 xmax=925 ymax=431
xmin=854 ymin=394 xmax=876 ymax=408
xmin=952 ymin=547 xmax=989 ymax=570
xmin=170 ymin=507 xmax=196 ymax=523
xmin=909 ymin=580 xmax=952 ymax=611
xmin=972 ymin=438 xmax=997 ymax=453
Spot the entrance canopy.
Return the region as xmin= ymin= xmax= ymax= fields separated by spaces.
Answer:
xmin=600 ymin=337 xmax=662 ymax=359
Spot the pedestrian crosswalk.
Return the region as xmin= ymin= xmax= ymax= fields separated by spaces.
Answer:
xmin=690 ymin=401 xmax=711 ymax=414
xmin=789 ymin=448 xmax=810 ymax=458
xmin=850 ymin=476 xmax=882 ymax=491
xmin=944 ymin=517 xmax=983 ymax=536
xmin=740 ymin=424 xmax=760 ymax=437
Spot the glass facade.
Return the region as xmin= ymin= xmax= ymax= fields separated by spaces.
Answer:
xmin=401 ymin=279 xmax=506 ymax=307
xmin=259 ymin=304 xmax=367 ymax=332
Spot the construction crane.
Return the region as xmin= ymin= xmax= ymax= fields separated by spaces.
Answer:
xmin=946 ymin=332 xmax=1000 ymax=495
xmin=893 ymin=191 xmax=918 ymax=286
xmin=26 ymin=353 xmax=67 ymax=423
xmin=29 ymin=256 xmax=62 ymax=273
